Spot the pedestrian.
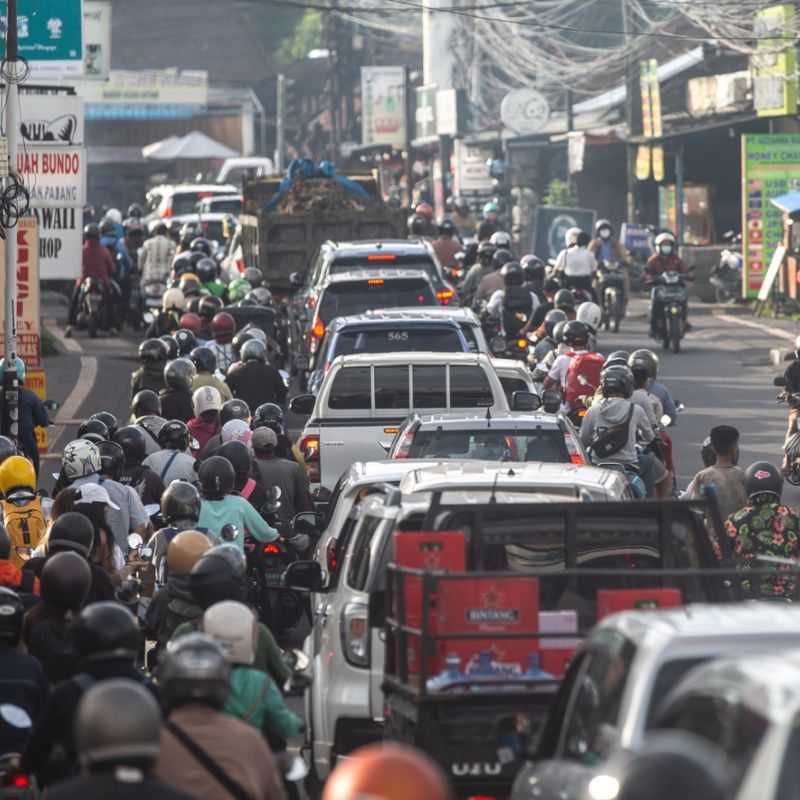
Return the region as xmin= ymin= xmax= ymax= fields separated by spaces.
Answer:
xmin=0 ymin=358 xmax=49 ymax=476
xmin=252 ymin=427 xmax=312 ymax=522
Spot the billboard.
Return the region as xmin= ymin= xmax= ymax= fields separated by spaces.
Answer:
xmin=361 ymin=66 xmax=406 ymax=149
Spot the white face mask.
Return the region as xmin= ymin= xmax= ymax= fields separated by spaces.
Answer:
xmin=659 ymin=244 xmax=673 ymax=256
xmin=599 ymin=229 xmax=611 ymax=240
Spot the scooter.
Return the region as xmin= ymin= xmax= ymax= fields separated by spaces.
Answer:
xmin=774 ymin=375 xmax=800 ymax=485
xmin=650 ymin=271 xmax=689 ymax=353
xmin=710 ymin=237 xmax=742 ymax=303
xmin=596 ymin=261 xmax=626 ymax=332
xmin=77 ymin=276 xmax=107 ymax=338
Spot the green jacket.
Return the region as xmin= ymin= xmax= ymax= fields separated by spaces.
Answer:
xmin=225 ymin=665 xmax=302 ymax=740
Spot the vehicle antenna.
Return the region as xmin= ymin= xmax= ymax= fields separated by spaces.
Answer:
xmin=486 ymin=405 xmax=492 ymax=428
xmin=489 ymin=469 xmax=501 ymax=504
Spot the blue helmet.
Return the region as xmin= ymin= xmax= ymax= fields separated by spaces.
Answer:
xmin=318 ymin=160 xmax=336 ymax=178
xmin=0 ymin=357 xmax=25 ymax=384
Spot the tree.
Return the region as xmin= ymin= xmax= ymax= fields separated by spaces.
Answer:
xmin=277 ymin=11 xmax=323 ymax=64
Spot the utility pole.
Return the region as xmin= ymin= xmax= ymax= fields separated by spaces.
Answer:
xmin=276 ymin=74 xmax=286 ymax=172
xmin=2 ymin=0 xmax=20 ymax=441
xmin=327 ymin=1 xmax=340 ymax=164
xmin=622 ymin=0 xmax=636 ymax=222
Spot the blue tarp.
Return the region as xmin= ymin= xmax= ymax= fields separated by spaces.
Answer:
xmin=771 ymin=190 xmax=800 ymax=214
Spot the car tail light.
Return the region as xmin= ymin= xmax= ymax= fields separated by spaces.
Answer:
xmin=10 ymin=774 xmax=31 ymax=788
xmin=341 ymin=601 xmax=369 ymax=666
xmin=564 ymin=432 xmax=585 ymax=465
xmin=326 ymin=538 xmax=339 ymax=573
xmin=163 ymin=206 xmax=173 ymax=218
xmin=311 ymin=317 xmax=325 ymax=339
xmin=392 ymin=430 xmax=414 ymax=459
xmin=263 ymin=542 xmax=281 ymax=555
xmin=367 ymin=254 xmax=396 ymax=261
xmin=437 ymin=288 xmax=455 ymax=305
xmin=367 ymin=278 xmax=385 ymax=286
xmin=300 ymin=434 xmax=321 ymax=483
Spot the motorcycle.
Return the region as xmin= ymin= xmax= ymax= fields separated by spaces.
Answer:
xmin=775 ymin=376 xmax=800 ymax=485
xmin=710 ymin=237 xmax=742 ymax=304
xmin=596 ymin=261 xmax=626 ymax=332
xmin=77 ymin=276 xmax=107 ymax=338
xmin=143 ymin=279 xmax=166 ymax=312
xmin=0 ymin=754 xmax=36 ymax=799
xmin=650 ymin=271 xmax=688 ymax=353
xmin=490 ymin=333 xmax=529 ymax=362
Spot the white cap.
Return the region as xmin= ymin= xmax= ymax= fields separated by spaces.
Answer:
xmin=221 ymin=419 xmax=252 ymax=446
xmin=74 ymin=482 xmax=120 ymax=510
xmin=193 ymin=386 xmax=222 ymax=416
xmin=203 ymin=600 xmax=256 ymax=665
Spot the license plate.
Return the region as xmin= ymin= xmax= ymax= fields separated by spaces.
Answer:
xmin=264 ymin=571 xmax=284 ymax=587
xmin=295 ymin=356 xmax=309 ymax=369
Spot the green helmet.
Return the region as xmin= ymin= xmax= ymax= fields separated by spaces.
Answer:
xmin=227 ymin=278 xmax=252 ymax=303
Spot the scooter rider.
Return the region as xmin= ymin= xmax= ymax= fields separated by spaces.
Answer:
xmin=131 ymin=390 xmax=167 ymax=456
xmin=251 ymin=427 xmax=312 ymax=522
xmin=486 ymin=262 xmax=540 ymax=338
xmin=131 ymin=339 xmax=169 ymax=399
xmin=645 ymin=232 xmax=693 ymax=334
xmin=140 ymin=222 xmax=176 ymax=287
xmin=554 ymin=227 xmax=597 ymax=301
xmin=143 ymin=421 xmax=196 ymax=485
xmin=146 ymin=288 xmax=186 ymax=338
xmin=159 ymin=359 xmax=196 ymax=424
xmin=208 ymin=312 xmax=236 ymax=374
xmin=460 ymin=240 xmax=496 ymax=306
xmin=67 ymin=223 xmax=115 ymax=336
xmin=252 ymin=402 xmax=304 ymax=466
xmin=226 ymin=339 xmax=287 ymax=414
xmin=431 ymin=218 xmax=462 ymax=269
xmin=113 ymin=426 xmax=165 ymax=506
xmin=476 ymin=248 xmax=514 ymax=305
xmin=589 ymin=218 xmax=631 ymax=300
xmin=575 ymin=301 xmax=602 ymax=351
xmin=628 ymin=348 xmax=678 ymax=423
xmin=190 ymin=346 xmax=232 ymax=403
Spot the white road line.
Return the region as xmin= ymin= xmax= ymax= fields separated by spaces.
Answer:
xmin=715 ymin=313 xmax=796 ymax=343
xmin=49 ymin=355 xmax=98 ymax=452
xmin=48 ymin=322 xmax=82 ymax=353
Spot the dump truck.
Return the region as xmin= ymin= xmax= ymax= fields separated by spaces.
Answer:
xmin=239 ymin=173 xmax=406 ymax=296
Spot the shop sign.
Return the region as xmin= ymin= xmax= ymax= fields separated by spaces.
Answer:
xmin=29 ymin=206 xmax=82 ymax=280
xmin=453 ymin=140 xmax=493 ymax=194
xmin=16 ymin=146 xmax=86 ymax=206
xmin=500 ymin=88 xmax=549 ymax=136
xmin=19 ymin=93 xmax=83 ymax=147
xmin=435 ymin=88 xmax=465 ymax=137
xmin=533 ymin=206 xmax=596 ymax=261
xmin=361 ymin=66 xmax=406 ymax=148
xmin=415 ymin=84 xmax=438 ymax=141
xmin=82 ymin=0 xmax=110 ymax=80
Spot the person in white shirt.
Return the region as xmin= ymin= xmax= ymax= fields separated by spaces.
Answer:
xmin=554 ymin=227 xmax=597 ymax=301
xmin=140 ymin=223 xmax=177 ymax=285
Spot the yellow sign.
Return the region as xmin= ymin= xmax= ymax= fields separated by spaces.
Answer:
xmin=753 ymin=5 xmax=797 ymax=117
xmin=640 ymin=61 xmax=654 ymax=140
xmin=652 ymin=146 xmax=665 ymax=182
xmin=637 ymin=60 xmax=663 ymax=181
xmin=636 ymin=146 xmax=652 ymax=181
xmin=26 ymin=367 xmax=48 ymax=454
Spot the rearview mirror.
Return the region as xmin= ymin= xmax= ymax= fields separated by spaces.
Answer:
xmin=511 ymin=391 xmax=541 ymax=412
xmin=292 ymin=511 xmax=320 ymax=536
xmin=542 ymin=389 xmax=561 ymax=414
xmin=289 ymin=394 xmax=315 ymax=416
xmin=283 ymin=560 xmax=323 ymax=592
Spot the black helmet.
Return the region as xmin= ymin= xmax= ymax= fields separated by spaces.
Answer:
xmin=195 ymin=257 xmax=217 ymax=284
xmin=158 ymin=632 xmax=231 ymax=711
xmin=189 ymin=543 xmax=247 ymax=608
xmin=89 ymin=411 xmax=118 ymax=438
xmin=438 ymin=218 xmax=456 ymax=236
xmin=179 ymin=276 xmax=202 ymax=299
xmin=97 ymin=440 xmax=124 ymax=481
xmin=562 ymin=320 xmax=589 ymax=348
xmin=126 ymin=203 xmax=144 ymax=219
xmin=0 ymin=587 xmax=23 ymax=645
xmin=231 ymin=329 xmax=256 ymax=361
xmin=601 ymin=365 xmax=634 ymax=399
xmin=188 ymin=251 xmax=206 ymax=271
xmin=41 ymin=550 xmax=92 ymax=610
xmin=493 ymin=249 xmax=514 ymax=270
xmin=240 ymin=338 xmax=267 ymax=363
xmin=544 ymin=309 xmax=567 ymax=338
xmin=100 ymin=219 xmax=117 ymax=238
xmin=157 ymin=420 xmax=190 ymax=451
xmin=74 ymin=602 xmax=140 ymax=661
xmin=242 ymin=267 xmax=264 ymax=288
xmin=171 ymin=253 xmax=194 ymax=279
xmin=77 ymin=418 xmax=109 ymax=444
xmin=161 ymin=480 xmax=201 ymax=525
xmin=198 ymin=456 xmax=235 ymax=500
xmin=248 ymin=287 xmax=273 ymax=306
xmin=501 ymin=261 xmax=523 ymax=287
xmin=113 ymin=425 xmax=147 ymax=466
xmin=554 ymin=288 xmax=575 ymax=312
xmin=132 ymin=389 xmax=160 ymax=418
xmin=552 ymin=320 xmax=568 ymax=344
xmin=520 ymin=254 xmax=545 ymax=281
xmin=628 ymin=348 xmax=659 ymax=380
xmin=216 ymin=441 xmax=251 ymax=489
xmin=190 ymin=346 xmax=217 ymax=374
xmin=198 ymin=294 xmax=223 ymax=322
xmin=190 ymin=237 xmax=212 ymax=256
xmin=252 ymin=402 xmax=284 ymax=432
xmin=138 ymin=338 xmax=168 ymax=363
xmin=605 ymin=350 xmax=631 ymax=369
xmin=83 ymin=222 xmax=100 ymax=240
xmin=744 ymin=461 xmax=783 ymax=502
xmin=221 ymin=399 xmax=251 ymax=426
xmin=159 ymin=335 xmax=179 ymax=361
xmin=477 ymin=240 xmax=496 ymax=260
xmin=49 ymin=512 xmax=95 ymax=558
xmin=0 ymin=435 xmax=16 ymax=465
xmin=237 ymin=294 xmax=259 ymax=308
xmin=544 ymin=277 xmax=561 ymax=295
xmin=163 ymin=357 xmax=196 ymax=393
xmin=173 ymin=328 xmax=198 ymax=357
xmin=0 ymin=522 xmax=10 ymax=560
xmin=75 ymin=679 xmax=161 ymax=770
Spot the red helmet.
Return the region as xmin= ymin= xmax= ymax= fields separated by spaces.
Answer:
xmin=415 ymin=202 xmax=434 ymax=220
xmin=323 ymin=743 xmax=452 ymax=800
xmin=179 ymin=312 xmax=203 ymax=335
xmin=210 ymin=312 xmax=235 ymax=344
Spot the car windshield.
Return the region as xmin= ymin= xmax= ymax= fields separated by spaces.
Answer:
xmin=331 ymin=326 xmax=464 ymax=358
xmin=319 ymin=279 xmax=436 ymax=323
xmin=205 ymin=198 xmax=241 ymax=214
xmin=330 ymin=255 xmax=438 ymax=280
xmin=172 ymin=191 xmax=235 ymax=216
xmin=645 ymin=658 xmax=709 ymax=727
xmin=406 ymin=428 xmax=569 ymax=462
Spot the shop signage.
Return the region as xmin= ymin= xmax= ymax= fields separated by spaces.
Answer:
xmin=435 ymin=88 xmax=465 ymax=137
xmin=83 ymin=0 xmax=110 ymax=80
xmin=360 ymin=66 xmax=406 ymax=148
xmin=752 ymin=4 xmax=797 ymax=117
xmin=638 ymin=59 xmax=664 ymax=182
xmin=687 ymin=72 xmax=751 ymax=116
xmin=29 ymin=206 xmax=82 ymax=280
xmin=17 ymin=146 xmax=86 ymax=207
xmin=741 ymin=133 xmax=800 ymax=298
xmin=500 ymin=88 xmax=549 ymax=136
xmin=19 ymin=93 xmax=83 ymax=147
xmin=453 ymin=140 xmax=493 ymax=194
xmin=415 ymin=84 xmax=438 ymax=141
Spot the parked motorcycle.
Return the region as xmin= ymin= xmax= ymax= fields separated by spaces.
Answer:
xmin=596 ymin=261 xmax=626 ymax=332
xmin=710 ymin=234 xmax=742 ymax=303
xmin=650 ymin=271 xmax=688 ymax=353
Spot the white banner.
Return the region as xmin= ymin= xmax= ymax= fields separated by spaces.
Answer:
xmin=453 ymin=140 xmax=493 ymax=194
xmin=29 ymin=207 xmax=82 ymax=280
xmin=19 ymin=93 xmax=84 ymax=147
xmin=361 ymin=66 xmax=406 ymax=148
xmin=82 ymin=0 xmax=110 ymax=80
xmin=17 ymin=146 xmax=87 ymax=207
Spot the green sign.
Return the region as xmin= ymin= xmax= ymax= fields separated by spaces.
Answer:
xmin=0 ymin=0 xmax=83 ymax=75
xmin=742 ymin=134 xmax=800 ymax=298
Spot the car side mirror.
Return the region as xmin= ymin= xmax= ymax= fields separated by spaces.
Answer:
xmin=511 ymin=391 xmax=541 ymax=412
xmin=289 ymin=394 xmax=315 ymax=416
xmin=312 ymin=486 xmax=332 ymax=503
xmin=292 ymin=511 xmax=320 ymax=536
xmin=542 ymin=389 xmax=561 ymax=414
xmin=283 ymin=560 xmax=323 ymax=592
xmin=775 ymin=376 xmax=787 ymax=387
xmin=368 ymin=589 xmax=386 ymax=628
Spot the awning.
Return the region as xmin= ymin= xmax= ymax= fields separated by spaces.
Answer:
xmin=772 ymin=190 xmax=800 ymax=215
xmin=142 ymin=131 xmax=239 ymax=160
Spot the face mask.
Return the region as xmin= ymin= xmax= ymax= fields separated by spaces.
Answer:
xmin=660 ymin=244 xmax=673 ymax=256
xmin=600 ymin=229 xmax=611 ymax=240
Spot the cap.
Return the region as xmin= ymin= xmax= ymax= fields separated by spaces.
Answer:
xmin=252 ymin=427 xmax=278 ymax=450
xmin=221 ymin=419 xmax=252 ymax=446
xmin=74 ymin=483 xmax=120 ymax=510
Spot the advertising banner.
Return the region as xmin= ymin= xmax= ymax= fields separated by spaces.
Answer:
xmin=741 ymin=133 xmax=800 ymax=297
xmin=17 ymin=146 xmax=86 ymax=207
xmin=29 ymin=206 xmax=82 ymax=280
xmin=82 ymin=0 xmax=110 ymax=80
xmin=360 ymin=66 xmax=406 ymax=149
xmin=453 ymin=140 xmax=493 ymax=195
xmin=0 ymin=0 xmax=84 ymax=76
xmin=19 ymin=93 xmax=83 ymax=148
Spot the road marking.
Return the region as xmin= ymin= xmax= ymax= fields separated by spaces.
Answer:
xmin=49 ymin=355 xmax=98 ymax=452
xmin=48 ymin=322 xmax=82 ymax=353
xmin=715 ymin=313 xmax=796 ymax=343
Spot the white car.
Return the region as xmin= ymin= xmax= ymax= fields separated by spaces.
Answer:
xmin=144 ymin=183 xmax=238 ymax=221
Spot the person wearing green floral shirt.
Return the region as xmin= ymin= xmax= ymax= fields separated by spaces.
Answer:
xmin=722 ymin=461 xmax=800 ymax=599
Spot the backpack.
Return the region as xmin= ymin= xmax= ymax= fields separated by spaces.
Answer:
xmin=564 ymin=352 xmax=605 ymax=409
xmin=2 ymin=495 xmax=46 ymax=568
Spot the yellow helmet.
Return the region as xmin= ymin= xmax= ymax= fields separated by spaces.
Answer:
xmin=0 ymin=455 xmax=36 ymax=494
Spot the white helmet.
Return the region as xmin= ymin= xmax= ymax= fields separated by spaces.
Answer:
xmin=202 ymin=600 xmax=256 ymax=665
xmin=62 ymin=438 xmax=102 ymax=481
xmin=489 ymin=231 xmax=512 ymax=249
xmin=193 ymin=386 xmax=222 ymax=416
xmin=565 ymin=227 xmax=582 ymax=247
xmin=654 ymin=232 xmax=676 ymax=247
xmin=576 ymin=301 xmax=602 ymax=333
xmin=162 ymin=287 xmax=186 ymax=313
xmin=105 ymin=208 xmax=122 ymax=225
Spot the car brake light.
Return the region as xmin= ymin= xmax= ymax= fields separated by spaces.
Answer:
xmin=367 ymin=254 xmax=396 ymax=261
xmin=437 ymin=288 xmax=455 ymax=305
xmin=564 ymin=432 xmax=585 ymax=465
xmin=10 ymin=774 xmax=31 ymax=788
xmin=263 ymin=542 xmax=281 ymax=555
xmin=367 ymin=279 xmax=385 ymax=286
xmin=163 ymin=207 xmax=173 ymax=218
xmin=300 ymin=434 xmax=321 ymax=483
xmin=312 ymin=318 xmax=325 ymax=339
xmin=341 ymin=601 xmax=369 ymax=666
xmin=392 ymin=430 xmax=414 ymax=459
xmin=326 ymin=538 xmax=339 ymax=573
xmin=235 ymin=256 xmax=244 ymax=273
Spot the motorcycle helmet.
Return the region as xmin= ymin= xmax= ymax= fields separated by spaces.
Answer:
xmin=99 ymin=219 xmax=117 ymax=240
xmin=482 ymin=201 xmax=498 ymax=219
xmin=190 ymin=237 xmax=212 ymax=256
xmin=189 ymin=543 xmax=248 ymax=608
xmin=190 ymin=346 xmax=217 ymax=374
xmin=408 ymin=214 xmax=428 ymax=237
xmin=438 ymin=218 xmax=456 ymax=236
xmin=157 ymin=420 xmax=190 ymax=451
xmin=132 ymin=389 xmax=160 ymax=418
xmin=162 ymin=287 xmax=186 ymax=313
xmin=173 ymin=328 xmax=198 ymax=357
xmin=576 ymin=301 xmax=602 ymax=333
xmin=138 ymin=338 xmax=168 ymax=363
xmin=552 ymin=320 xmax=568 ymax=344
xmin=601 ymin=365 xmax=634 ymax=399
xmin=216 ymin=441 xmax=251 ymax=489
xmin=0 ymin=436 xmax=16 ymax=466
xmin=41 ymin=551 xmax=92 ymax=610
xmin=126 ymin=203 xmax=144 ymax=219
xmin=62 ymin=439 xmax=102 ymax=481
xmin=198 ymin=456 xmax=235 ymax=500
xmin=210 ymin=312 xmax=236 ymax=344
xmin=75 ymin=680 xmax=161 ymax=769
xmin=194 ymin=257 xmax=217 ymax=285
xmin=171 ymin=253 xmax=194 ymax=279
xmin=48 ymin=512 xmax=96 ymax=559
xmin=193 ymin=386 xmax=222 ymax=418
xmin=97 ymin=440 xmax=124 ymax=481
xmin=604 ymin=350 xmax=630 ymax=370
xmin=237 ymin=295 xmax=259 ymax=308
xmin=248 ymin=287 xmax=273 ymax=307
xmin=492 ymin=249 xmax=514 ymax=270
xmin=199 ymin=294 xmax=223 ymax=322
xmin=543 ymin=309 xmax=567 ymax=339
xmin=159 ymin=335 xmax=179 ymax=362
xmin=240 ymin=339 xmax=267 ymax=363
xmin=595 ymin=218 xmax=613 ymax=239
xmin=520 ymin=254 xmax=545 ymax=283
xmin=562 ymin=320 xmax=589 ymax=348
xmin=489 ymin=231 xmax=512 ymax=250
xmin=477 ymin=240 xmax=496 ymax=263
xmin=655 ymin=231 xmax=676 ymax=256
xmin=744 ymin=461 xmax=783 ymax=502
xmin=220 ymin=398 xmax=251 ymax=426
xmin=158 ymin=633 xmax=231 ymax=712
xmin=242 ymin=267 xmax=264 ymax=288
xmin=628 ymin=348 xmax=660 ymax=380
xmin=554 ymin=288 xmax=575 ymax=313
xmin=113 ymin=426 xmax=147 ymax=467
xmin=178 ymin=275 xmax=202 ymax=299
xmin=227 ymin=279 xmax=252 ymax=304
xmin=221 ymin=419 xmax=251 ymax=447
xmin=415 ymin=202 xmax=434 ymax=221
xmin=74 ymin=602 xmax=140 ymax=661
xmin=0 ymin=587 xmax=24 ymax=646
xmin=161 ymin=480 xmax=201 ymax=526
xmin=88 ymin=412 xmax=118 ymax=439
xmin=203 ymin=600 xmax=256 ymax=666
xmin=163 ymin=357 xmax=196 ymax=393
xmin=179 ymin=312 xmax=203 ymax=336
xmin=252 ymin=402 xmax=284 ymax=433
xmin=565 ymin=227 xmax=581 ymax=247
xmin=0 ymin=455 xmax=36 ymax=494
xmin=501 ymin=261 xmax=524 ymax=287
xmin=167 ymin=530 xmax=211 ymax=576
xmin=83 ymin=223 xmax=100 ymax=241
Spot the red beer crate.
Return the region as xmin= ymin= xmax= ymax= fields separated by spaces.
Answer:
xmin=596 ymin=587 xmax=683 ymax=620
